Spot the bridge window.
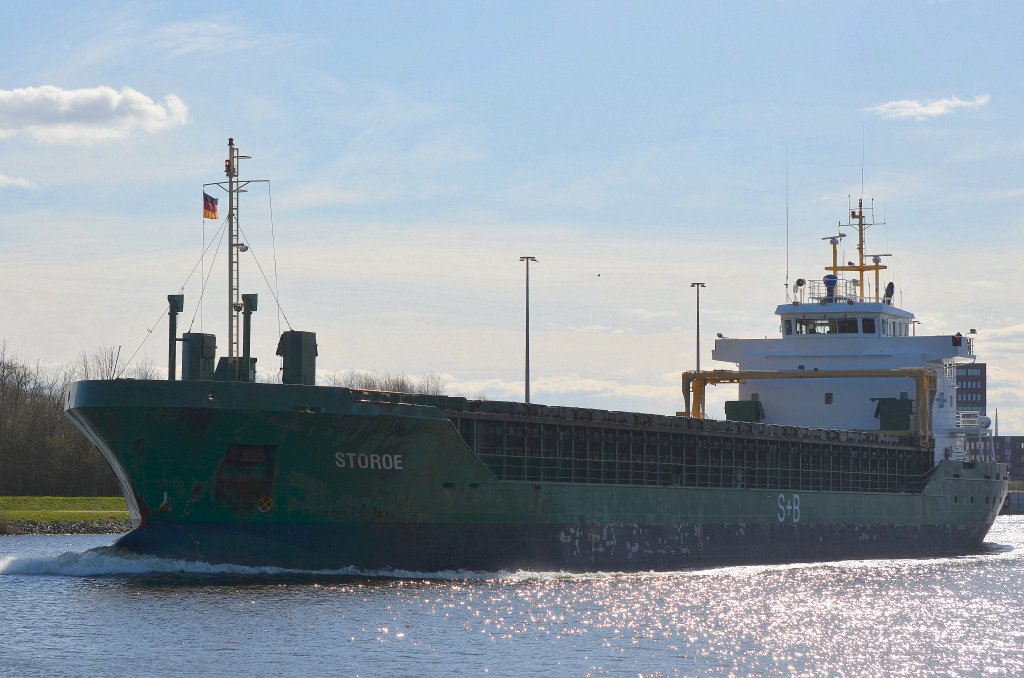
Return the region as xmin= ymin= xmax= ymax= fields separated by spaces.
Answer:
xmin=795 ymin=318 xmax=860 ymax=335
xmin=862 ymin=318 xmax=876 ymax=334
xmin=796 ymin=319 xmax=836 ymax=334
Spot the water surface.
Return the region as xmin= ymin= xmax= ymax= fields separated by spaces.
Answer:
xmin=3 ymin=518 xmax=1023 ymax=675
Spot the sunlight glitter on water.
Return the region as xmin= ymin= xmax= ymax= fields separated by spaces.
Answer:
xmin=2 ymin=518 xmax=1024 ymax=675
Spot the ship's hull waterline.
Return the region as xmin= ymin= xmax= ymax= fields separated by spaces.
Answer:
xmin=65 ymin=379 xmax=1006 ymax=572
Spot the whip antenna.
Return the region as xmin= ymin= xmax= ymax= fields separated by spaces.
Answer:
xmin=785 ymin=146 xmax=790 ymax=296
xmin=860 ymin=132 xmax=866 ymax=200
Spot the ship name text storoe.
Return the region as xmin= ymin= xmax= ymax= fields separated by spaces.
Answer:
xmin=334 ymin=452 xmax=405 ymax=470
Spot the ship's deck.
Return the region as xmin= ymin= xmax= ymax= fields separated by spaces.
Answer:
xmin=348 ymin=389 xmax=932 ymax=493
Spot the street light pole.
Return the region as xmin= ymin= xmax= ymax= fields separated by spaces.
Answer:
xmin=520 ymin=256 xmax=538 ymax=404
xmin=690 ymin=282 xmax=706 ymax=374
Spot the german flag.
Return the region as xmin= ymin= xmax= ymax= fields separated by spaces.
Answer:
xmin=203 ymin=192 xmax=219 ymax=219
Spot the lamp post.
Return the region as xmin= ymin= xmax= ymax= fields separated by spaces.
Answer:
xmin=690 ymin=282 xmax=706 ymax=374
xmin=520 ymin=256 xmax=538 ymax=404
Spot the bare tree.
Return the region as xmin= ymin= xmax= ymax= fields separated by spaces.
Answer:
xmin=75 ymin=346 xmax=121 ymax=380
xmin=125 ymin=358 xmax=160 ymax=380
xmin=329 ymin=369 xmax=448 ymax=395
xmin=418 ymin=372 xmax=448 ymax=396
xmin=0 ymin=342 xmax=120 ymax=496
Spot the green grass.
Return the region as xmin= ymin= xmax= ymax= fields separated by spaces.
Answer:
xmin=0 ymin=496 xmax=129 ymax=524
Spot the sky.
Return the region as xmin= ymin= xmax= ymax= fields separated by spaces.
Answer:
xmin=1 ymin=1 xmax=1023 ymax=431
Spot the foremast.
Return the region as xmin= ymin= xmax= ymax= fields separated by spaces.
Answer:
xmin=204 ymin=138 xmax=267 ymax=378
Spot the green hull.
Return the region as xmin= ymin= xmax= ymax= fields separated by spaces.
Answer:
xmin=64 ymin=379 xmax=1007 ymax=571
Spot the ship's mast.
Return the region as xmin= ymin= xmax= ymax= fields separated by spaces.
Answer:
xmin=825 ymin=197 xmax=888 ymax=301
xmin=223 ymin=138 xmax=252 ymax=362
xmin=203 ymin=138 xmax=272 ymax=380
xmin=856 ymin=199 xmax=866 ymax=294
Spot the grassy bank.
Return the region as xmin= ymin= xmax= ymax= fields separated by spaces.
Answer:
xmin=0 ymin=496 xmax=130 ymax=534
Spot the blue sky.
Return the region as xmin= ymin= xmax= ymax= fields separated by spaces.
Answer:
xmin=2 ymin=1 xmax=1023 ymax=430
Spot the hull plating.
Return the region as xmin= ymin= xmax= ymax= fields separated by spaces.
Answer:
xmin=111 ymin=519 xmax=994 ymax=573
xmin=65 ymin=379 xmax=1007 ymax=571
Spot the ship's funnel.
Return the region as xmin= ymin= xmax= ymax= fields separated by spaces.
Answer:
xmin=277 ymin=331 xmax=317 ymax=385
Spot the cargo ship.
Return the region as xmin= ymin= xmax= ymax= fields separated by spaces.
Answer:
xmin=63 ymin=140 xmax=1008 ymax=571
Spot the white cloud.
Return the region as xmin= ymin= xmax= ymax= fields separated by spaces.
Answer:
xmin=567 ymin=324 xmax=618 ymax=333
xmin=447 ymin=374 xmax=680 ymax=404
xmin=978 ymin=323 xmax=1024 ymax=340
xmin=273 ymin=124 xmax=484 ymax=209
xmin=863 ymin=95 xmax=990 ymax=121
xmin=58 ymin=18 xmax=294 ymax=83
xmin=279 ymin=180 xmax=400 ymax=209
xmin=0 ymin=173 xmax=37 ymax=189
xmin=624 ymin=308 xmax=679 ymax=321
xmin=0 ymin=86 xmax=188 ymax=143
xmin=151 ymin=21 xmax=273 ymax=59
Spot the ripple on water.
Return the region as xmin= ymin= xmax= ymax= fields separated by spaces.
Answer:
xmin=1 ymin=517 xmax=1023 ymax=675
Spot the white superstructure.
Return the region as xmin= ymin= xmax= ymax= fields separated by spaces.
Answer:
xmin=709 ymin=198 xmax=980 ymax=464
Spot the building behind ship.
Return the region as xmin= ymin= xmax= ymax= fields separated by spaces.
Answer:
xmin=957 ymin=362 xmax=1024 ymax=481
